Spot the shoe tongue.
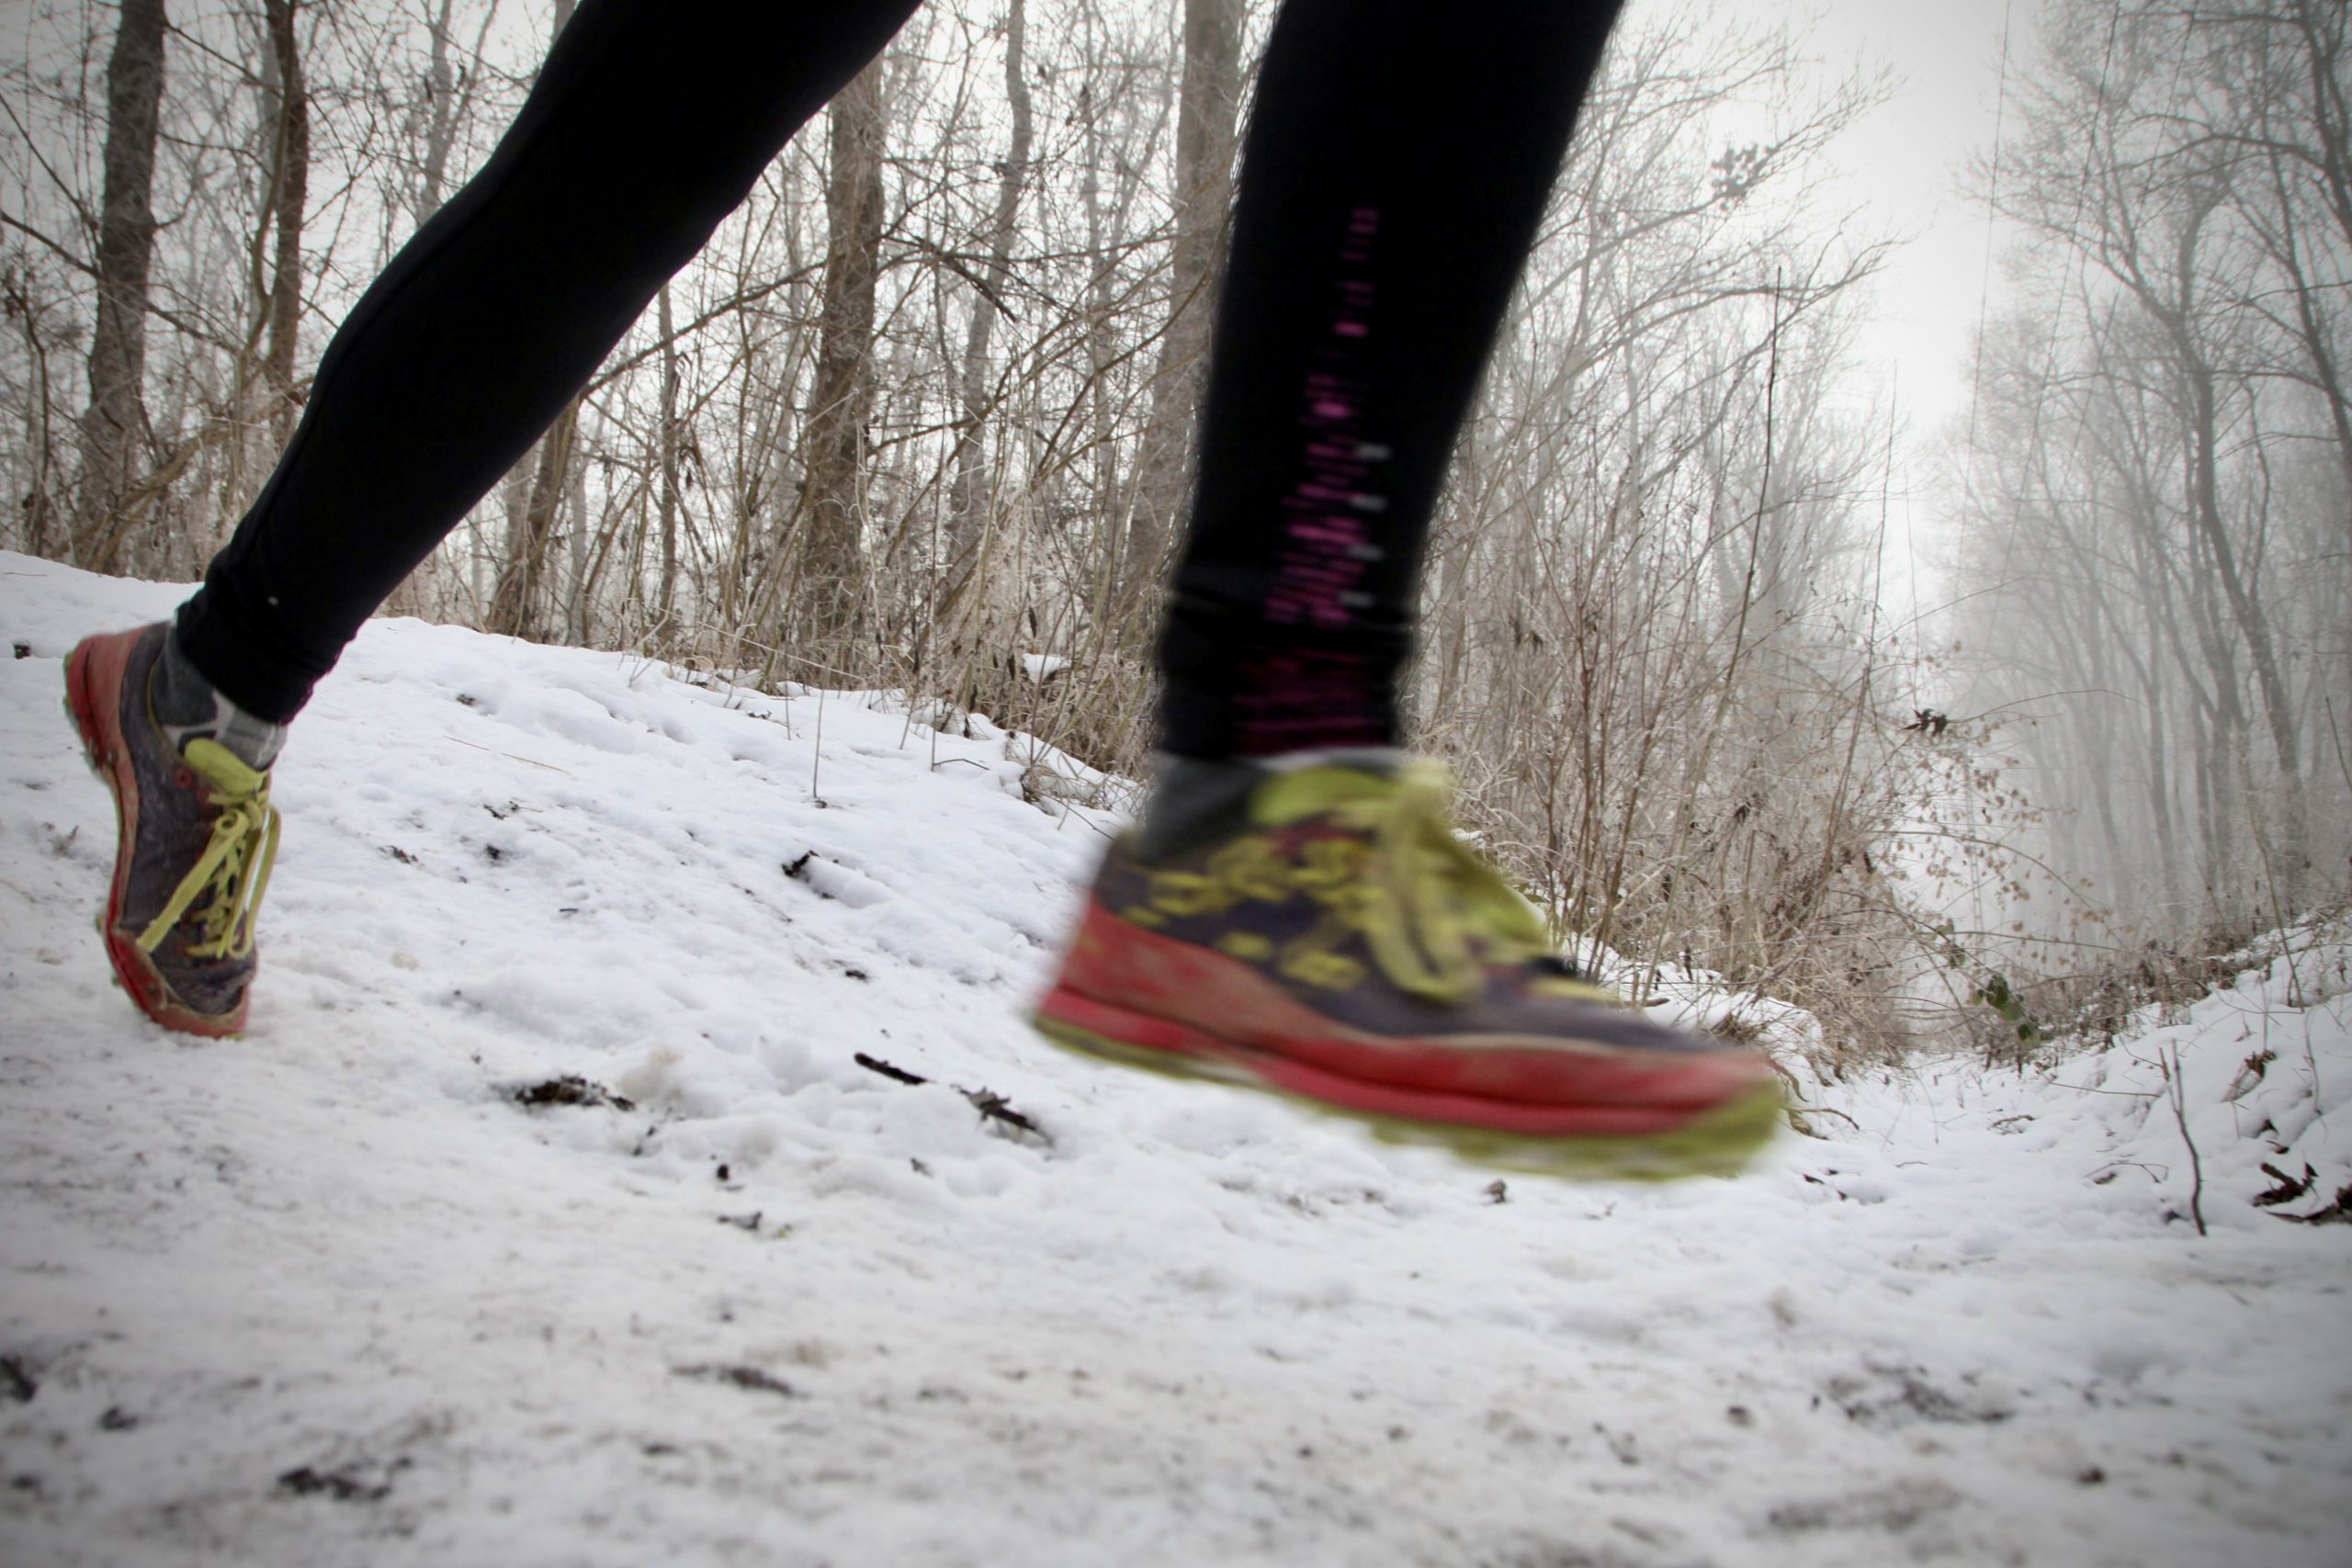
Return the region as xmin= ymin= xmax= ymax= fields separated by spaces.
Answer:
xmin=181 ymin=736 xmax=269 ymax=794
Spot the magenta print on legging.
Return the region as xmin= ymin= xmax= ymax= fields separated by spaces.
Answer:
xmin=1224 ymin=202 xmax=1398 ymax=752
xmin=1159 ymin=0 xmax=1621 ymax=758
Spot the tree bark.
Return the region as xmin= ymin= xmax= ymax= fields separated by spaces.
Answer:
xmin=72 ymin=0 xmax=170 ymax=569
xmin=565 ymin=408 xmax=590 ymax=643
xmin=657 ymin=280 xmax=682 ymax=634
xmin=416 ymin=0 xmax=461 ymax=222
xmin=478 ymin=0 xmax=581 ymax=638
xmin=787 ymin=55 xmax=890 ymax=650
xmin=2121 ymin=189 xmax=2308 ymax=898
xmin=2178 ymin=340 xmax=2306 ymax=898
xmin=1120 ymin=0 xmax=1241 ymax=616
xmin=488 ymin=396 xmax=581 ymax=638
xmin=944 ymin=0 xmax=1033 ymax=587
xmin=261 ymin=0 xmax=310 ymax=447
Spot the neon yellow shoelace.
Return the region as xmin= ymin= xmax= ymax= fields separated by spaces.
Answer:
xmin=136 ymin=738 xmax=280 ymax=962
xmin=1275 ymin=762 xmax=1607 ymax=1007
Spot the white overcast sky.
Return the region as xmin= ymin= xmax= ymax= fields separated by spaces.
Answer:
xmin=1665 ymin=0 xmax=2030 ymax=432
xmin=1637 ymin=0 xmax=2030 ymax=626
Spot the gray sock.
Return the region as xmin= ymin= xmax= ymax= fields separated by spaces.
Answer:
xmin=1134 ymin=747 xmax=1405 ymax=863
xmin=151 ymin=628 xmax=288 ymax=771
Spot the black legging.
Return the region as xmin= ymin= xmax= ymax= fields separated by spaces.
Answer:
xmin=175 ymin=0 xmax=1621 ymax=757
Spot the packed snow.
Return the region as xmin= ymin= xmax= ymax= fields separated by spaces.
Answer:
xmin=2 ymin=551 xmax=2346 ymax=1567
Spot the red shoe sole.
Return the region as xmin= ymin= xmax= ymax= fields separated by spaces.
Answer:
xmin=1034 ymin=898 xmax=1777 ymax=1140
xmin=65 ymin=632 xmax=247 ymax=1039
xmin=1035 ymin=981 xmax=1733 ymax=1138
xmin=1033 ymin=987 xmax=1786 ymax=1181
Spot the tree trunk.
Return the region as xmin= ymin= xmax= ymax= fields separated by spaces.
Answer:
xmin=488 ymin=396 xmax=581 ymax=638
xmin=416 ymin=0 xmax=461 ymax=222
xmin=261 ymin=0 xmax=310 ymax=447
xmin=944 ymin=0 xmax=1033 ymax=588
xmin=566 ymin=428 xmax=588 ymax=641
xmin=2142 ymin=655 xmax=2182 ymax=916
xmin=1079 ymin=63 xmax=1118 ymax=592
xmin=657 ymin=280 xmax=683 ymax=636
xmin=476 ymin=0 xmax=581 ymax=638
xmin=1120 ymin=0 xmax=1242 ymax=617
xmin=2286 ymin=0 xmax=2352 ymax=251
xmin=72 ymin=0 xmax=170 ymax=570
xmin=786 ymin=56 xmax=890 ymax=651
xmin=2177 ymin=337 xmax=2306 ymax=902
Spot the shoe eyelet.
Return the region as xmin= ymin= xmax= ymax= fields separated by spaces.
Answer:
xmin=174 ymin=766 xmax=196 ymax=790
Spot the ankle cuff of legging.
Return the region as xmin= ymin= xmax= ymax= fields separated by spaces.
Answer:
xmin=172 ymin=592 xmax=319 ymax=726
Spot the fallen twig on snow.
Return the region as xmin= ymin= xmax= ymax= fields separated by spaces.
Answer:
xmin=854 ymin=1052 xmax=1052 ymax=1145
xmin=673 ymin=1363 xmax=797 ymax=1397
xmin=512 ymin=1076 xmax=636 ymax=1112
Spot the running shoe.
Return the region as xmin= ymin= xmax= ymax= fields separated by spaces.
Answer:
xmin=1034 ymin=761 xmax=1781 ymax=1179
xmin=64 ymin=624 xmax=280 ymax=1036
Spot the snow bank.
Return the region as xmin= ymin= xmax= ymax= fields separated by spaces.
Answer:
xmin=2 ymin=552 xmax=2345 ymax=1567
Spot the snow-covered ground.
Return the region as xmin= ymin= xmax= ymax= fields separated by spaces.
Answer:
xmin=3 ymin=551 xmax=2346 ymax=1568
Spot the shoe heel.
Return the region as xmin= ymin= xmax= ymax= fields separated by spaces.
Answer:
xmin=63 ymin=639 xmax=108 ymax=769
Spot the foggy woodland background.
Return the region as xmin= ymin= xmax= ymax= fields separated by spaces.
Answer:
xmin=4 ymin=0 xmax=2346 ymax=1059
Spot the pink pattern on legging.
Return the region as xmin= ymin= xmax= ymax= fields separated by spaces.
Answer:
xmin=1235 ymin=207 xmax=1395 ymax=751
xmin=1261 ymin=207 xmax=1387 ymax=633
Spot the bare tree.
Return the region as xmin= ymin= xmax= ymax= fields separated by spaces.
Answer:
xmin=260 ymin=0 xmax=311 ymax=447
xmin=1958 ymin=0 xmax=2349 ymax=932
xmin=1119 ymin=0 xmax=1241 ymax=617
xmin=655 ymin=280 xmax=684 ymax=637
xmin=782 ymin=53 xmax=892 ymax=655
xmin=487 ymin=396 xmax=580 ymax=638
xmin=72 ymin=0 xmax=170 ymax=570
xmin=944 ymin=0 xmax=1034 ymax=582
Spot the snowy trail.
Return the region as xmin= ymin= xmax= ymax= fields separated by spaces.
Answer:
xmin=3 ymin=553 xmax=2346 ymax=1568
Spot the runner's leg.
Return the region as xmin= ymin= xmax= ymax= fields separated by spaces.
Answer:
xmin=175 ymin=0 xmax=921 ymax=722
xmin=1158 ymin=0 xmax=1623 ymax=758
